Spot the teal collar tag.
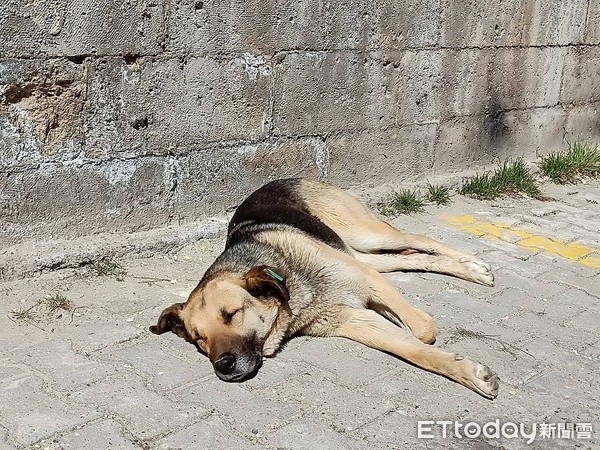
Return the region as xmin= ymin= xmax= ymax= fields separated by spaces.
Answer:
xmin=264 ymin=268 xmax=284 ymax=282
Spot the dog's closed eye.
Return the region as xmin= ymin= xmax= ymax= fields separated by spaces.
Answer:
xmin=220 ymin=307 xmax=242 ymax=325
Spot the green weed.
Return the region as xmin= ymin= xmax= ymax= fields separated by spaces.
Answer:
xmin=460 ymin=158 xmax=542 ymax=200
xmin=379 ymin=189 xmax=425 ymax=216
xmin=540 ymin=141 xmax=600 ymax=184
xmin=426 ymin=183 xmax=451 ymax=206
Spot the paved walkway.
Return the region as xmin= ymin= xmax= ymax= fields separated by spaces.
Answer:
xmin=1 ymin=181 xmax=598 ymax=449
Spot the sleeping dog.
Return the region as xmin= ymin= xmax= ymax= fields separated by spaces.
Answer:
xmin=150 ymin=178 xmax=498 ymax=399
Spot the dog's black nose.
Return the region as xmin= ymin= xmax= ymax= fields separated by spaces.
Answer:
xmin=214 ymin=353 xmax=236 ymax=375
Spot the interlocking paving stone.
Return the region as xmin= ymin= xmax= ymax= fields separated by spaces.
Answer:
xmin=70 ymin=374 xmax=208 ymax=441
xmin=54 ymin=419 xmax=139 ymax=450
xmin=106 ymin=341 xmax=211 ymax=390
xmin=172 ymin=378 xmax=299 ymax=437
xmin=0 ymin=374 xmax=100 ymax=445
xmin=68 ymin=320 xmax=145 ymax=354
xmin=264 ymin=418 xmax=366 ymax=449
xmin=9 ymin=340 xmax=115 ymax=391
xmin=274 ymin=336 xmax=395 ymax=386
xmin=152 ymin=416 xmax=256 ymax=449
xmin=259 ymin=370 xmax=396 ymax=432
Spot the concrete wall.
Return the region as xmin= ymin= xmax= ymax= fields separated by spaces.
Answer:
xmin=1 ymin=0 xmax=599 ymax=246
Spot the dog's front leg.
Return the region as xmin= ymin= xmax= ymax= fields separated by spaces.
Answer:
xmin=365 ymin=270 xmax=438 ymax=344
xmin=334 ymin=308 xmax=499 ymax=399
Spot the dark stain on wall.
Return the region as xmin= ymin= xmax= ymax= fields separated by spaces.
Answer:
xmin=480 ymin=96 xmax=510 ymax=158
xmin=483 ymin=101 xmax=509 ymax=143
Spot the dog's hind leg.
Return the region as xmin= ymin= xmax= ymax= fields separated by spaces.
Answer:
xmin=341 ymin=222 xmax=493 ymax=286
xmin=299 ymin=181 xmax=493 ymax=285
xmin=300 ymin=181 xmax=470 ymax=256
xmin=355 ymin=252 xmax=494 ymax=286
xmin=334 ymin=308 xmax=499 ymax=399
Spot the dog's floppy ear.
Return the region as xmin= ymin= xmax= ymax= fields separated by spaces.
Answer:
xmin=149 ymin=303 xmax=187 ymax=338
xmin=244 ymin=265 xmax=289 ymax=304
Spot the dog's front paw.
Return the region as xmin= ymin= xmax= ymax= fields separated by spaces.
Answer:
xmin=471 ymin=362 xmax=499 ymax=399
xmin=459 ymin=257 xmax=494 ymax=286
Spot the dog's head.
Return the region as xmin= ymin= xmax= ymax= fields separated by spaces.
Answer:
xmin=150 ymin=265 xmax=288 ymax=381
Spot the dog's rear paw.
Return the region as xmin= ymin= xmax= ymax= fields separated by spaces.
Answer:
xmin=459 ymin=257 xmax=494 ymax=286
xmin=471 ymin=362 xmax=499 ymax=399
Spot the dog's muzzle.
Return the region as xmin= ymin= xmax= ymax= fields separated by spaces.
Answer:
xmin=213 ymin=352 xmax=262 ymax=382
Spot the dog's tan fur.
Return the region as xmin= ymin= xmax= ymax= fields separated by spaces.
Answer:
xmin=151 ymin=179 xmax=499 ymax=399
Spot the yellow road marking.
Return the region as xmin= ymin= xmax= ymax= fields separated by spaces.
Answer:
xmin=445 ymin=215 xmax=600 ymax=269
xmin=579 ymin=254 xmax=600 ymax=269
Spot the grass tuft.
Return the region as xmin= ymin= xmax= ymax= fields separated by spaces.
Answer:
xmin=540 ymin=141 xmax=600 ymax=184
xmin=43 ymin=293 xmax=72 ymax=314
xmin=10 ymin=304 xmax=40 ymax=323
xmin=460 ymin=158 xmax=541 ymax=200
xmin=494 ymin=158 xmax=542 ymax=198
xmin=379 ymin=189 xmax=425 ymax=216
xmin=459 ymin=172 xmax=499 ymax=200
xmin=9 ymin=293 xmax=79 ymax=329
xmin=426 ymin=183 xmax=451 ymax=206
xmin=90 ymin=258 xmax=126 ymax=279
